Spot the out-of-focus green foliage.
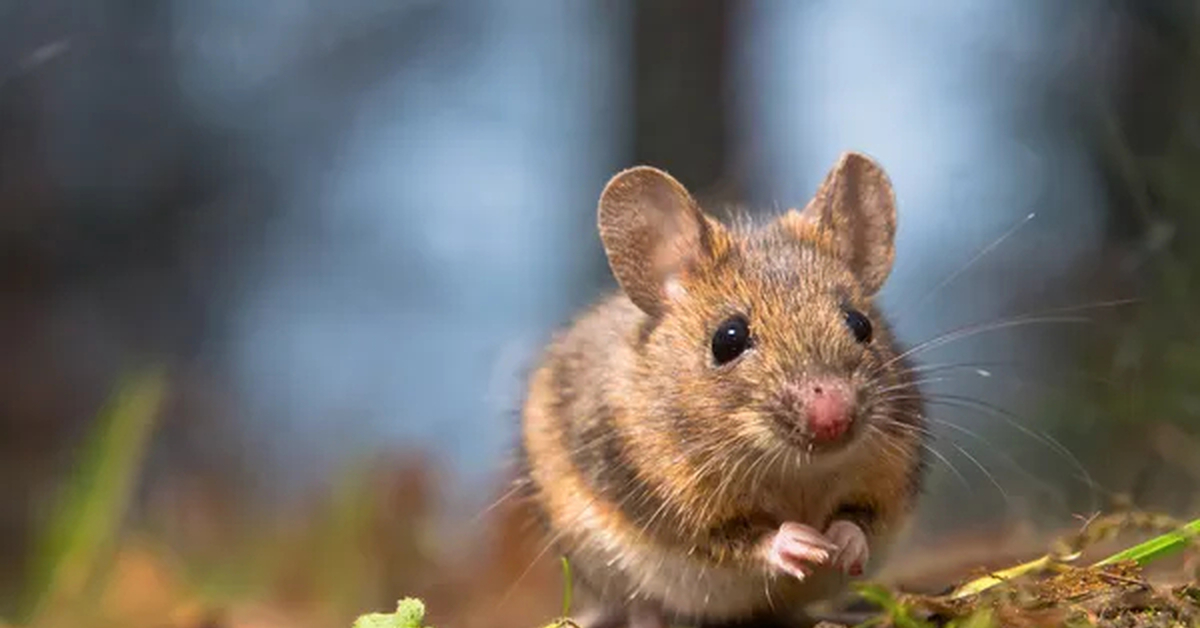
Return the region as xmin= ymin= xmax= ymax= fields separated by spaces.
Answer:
xmin=1035 ymin=6 xmax=1200 ymax=516
xmin=1080 ymin=103 xmax=1200 ymax=433
xmin=18 ymin=368 xmax=167 ymax=625
xmin=853 ymin=583 xmax=936 ymax=628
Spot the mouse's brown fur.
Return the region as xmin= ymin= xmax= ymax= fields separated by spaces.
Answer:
xmin=518 ymin=152 xmax=928 ymax=627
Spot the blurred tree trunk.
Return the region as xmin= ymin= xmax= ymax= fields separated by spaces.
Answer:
xmin=576 ymin=2 xmax=737 ymax=297
xmin=632 ymin=0 xmax=735 ymax=200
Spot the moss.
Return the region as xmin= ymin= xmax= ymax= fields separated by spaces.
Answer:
xmin=352 ymin=597 xmax=432 ymax=628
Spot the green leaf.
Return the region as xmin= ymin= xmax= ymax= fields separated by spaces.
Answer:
xmin=854 ymin=583 xmax=900 ymax=611
xmin=1093 ymin=518 xmax=1200 ymax=567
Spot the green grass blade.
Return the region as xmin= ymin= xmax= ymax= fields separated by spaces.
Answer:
xmin=560 ymin=556 xmax=574 ymax=618
xmin=948 ymin=554 xmax=1055 ymax=600
xmin=1093 ymin=518 xmax=1200 ymax=567
xmin=18 ymin=368 xmax=168 ymax=623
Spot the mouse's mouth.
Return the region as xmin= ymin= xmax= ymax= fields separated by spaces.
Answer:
xmin=767 ymin=407 xmax=863 ymax=454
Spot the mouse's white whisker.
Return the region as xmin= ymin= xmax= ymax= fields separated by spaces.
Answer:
xmin=495 ymin=491 xmax=602 ymax=616
xmin=467 ymin=477 xmax=530 ymax=527
xmin=945 ymin=438 xmax=1011 ymax=506
xmin=926 ymin=416 xmax=1068 ymax=507
xmin=870 ymin=414 xmax=935 ymax=440
xmin=874 ymin=298 xmax=1140 ymax=380
xmin=876 ymin=362 xmax=1119 ymax=398
xmin=904 ymin=211 xmax=1039 ymax=316
xmin=867 ymin=422 xmax=966 ymax=490
xmin=917 ymin=393 xmax=1099 ymax=512
xmin=868 ymin=376 xmax=946 ymax=396
xmin=875 ymin=315 xmax=1092 ymax=377
xmin=871 ymin=390 xmax=1097 ymax=508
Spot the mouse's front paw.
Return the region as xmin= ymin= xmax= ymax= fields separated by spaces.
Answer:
xmin=824 ymin=519 xmax=869 ymax=576
xmin=762 ymin=521 xmax=839 ymax=581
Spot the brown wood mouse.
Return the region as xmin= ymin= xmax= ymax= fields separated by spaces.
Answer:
xmin=517 ymin=152 xmax=928 ymax=628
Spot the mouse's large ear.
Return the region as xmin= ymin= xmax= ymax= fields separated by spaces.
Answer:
xmin=783 ymin=152 xmax=897 ymax=295
xmin=598 ymin=166 xmax=715 ymax=317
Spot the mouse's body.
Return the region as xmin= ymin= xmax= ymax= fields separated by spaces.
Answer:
xmin=518 ymin=153 xmax=928 ymax=628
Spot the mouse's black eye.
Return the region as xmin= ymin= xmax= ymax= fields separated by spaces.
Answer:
xmin=712 ymin=315 xmax=752 ymax=365
xmin=844 ymin=308 xmax=873 ymax=344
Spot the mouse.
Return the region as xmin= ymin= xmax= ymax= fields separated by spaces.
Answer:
xmin=516 ymin=152 xmax=928 ymax=628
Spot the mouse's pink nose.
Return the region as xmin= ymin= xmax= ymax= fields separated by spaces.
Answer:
xmin=800 ymin=378 xmax=854 ymax=442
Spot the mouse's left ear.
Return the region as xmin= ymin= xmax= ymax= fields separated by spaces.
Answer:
xmin=782 ymin=151 xmax=897 ymax=295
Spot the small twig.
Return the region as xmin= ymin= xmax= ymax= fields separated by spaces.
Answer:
xmin=1093 ymin=571 xmax=1149 ymax=590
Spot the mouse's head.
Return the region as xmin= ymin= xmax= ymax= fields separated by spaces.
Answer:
xmin=598 ymin=152 xmax=914 ymax=464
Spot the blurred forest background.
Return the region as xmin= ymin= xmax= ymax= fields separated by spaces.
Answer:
xmin=1 ymin=1 xmax=1199 ymax=627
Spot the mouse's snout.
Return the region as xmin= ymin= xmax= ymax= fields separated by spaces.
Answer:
xmin=776 ymin=377 xmax=857 ymax=446
xmin=801 ymin=378 xmax=854 ymax=442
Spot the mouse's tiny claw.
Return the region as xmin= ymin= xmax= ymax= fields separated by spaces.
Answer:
xmin=824 ymin=519 xmax=869 ymax=576
xmin=764 ymin=521 xmax=838 ymax=581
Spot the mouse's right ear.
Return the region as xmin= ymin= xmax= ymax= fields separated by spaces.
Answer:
xmin=598 ymin=166 xmax=716 ymax=317
xmin=783 ymin=152 xmax=897 ymax=296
